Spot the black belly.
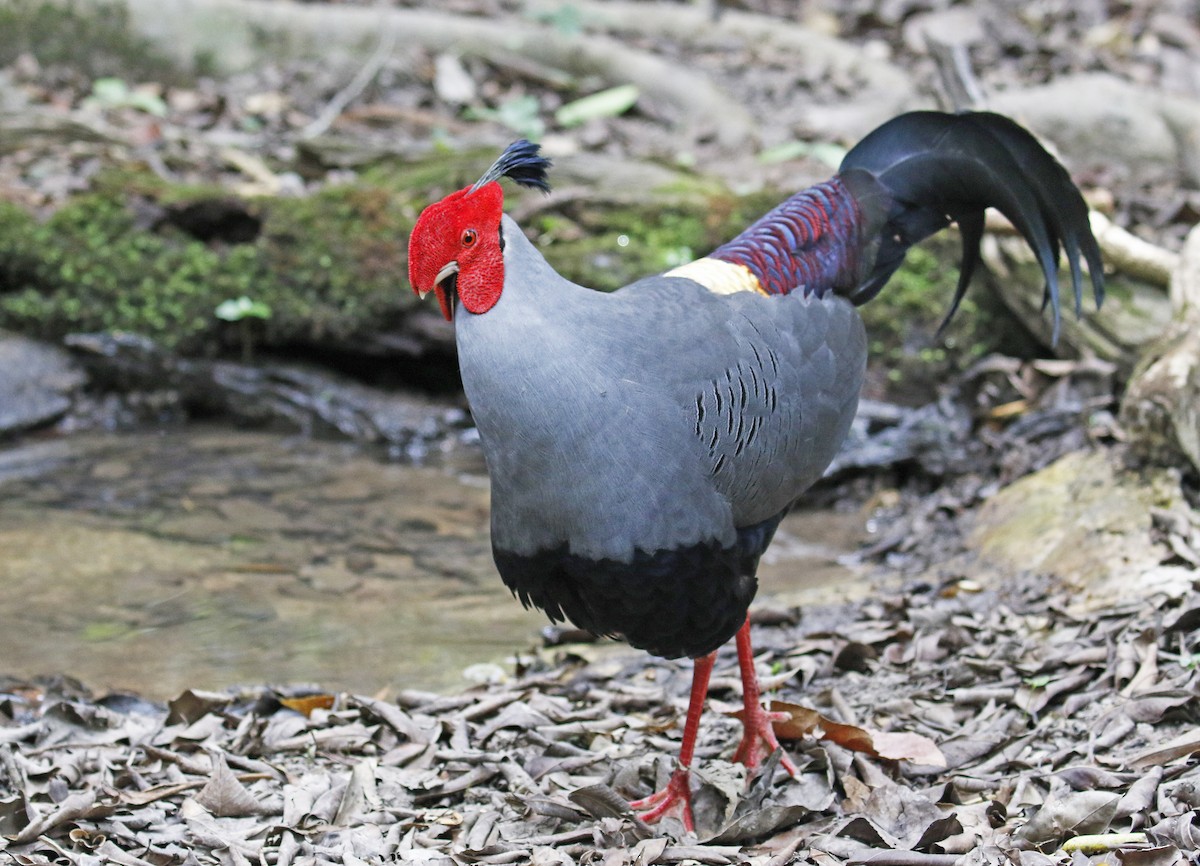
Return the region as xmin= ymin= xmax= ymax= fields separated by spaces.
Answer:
xmin=492 ymin=513 xmax=784 ymax=659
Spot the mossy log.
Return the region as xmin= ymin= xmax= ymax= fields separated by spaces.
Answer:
xmin=0 ymin=154 xmax=762 ymax=364
xmin=0 ymin=151 xmax=1079 ymax=398
xmin=985 ymin=206 xmax=1200 ymax=475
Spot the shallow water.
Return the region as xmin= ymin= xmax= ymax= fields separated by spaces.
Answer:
xmin=0 ymin=427 xmax=870 ymax=698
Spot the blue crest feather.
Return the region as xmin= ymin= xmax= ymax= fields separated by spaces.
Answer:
xmin=471 ymin=140 xmax=552 ymax=194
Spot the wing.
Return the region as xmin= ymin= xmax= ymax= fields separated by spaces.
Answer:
xmin=617 ymin=277 xmax=867 ymax=528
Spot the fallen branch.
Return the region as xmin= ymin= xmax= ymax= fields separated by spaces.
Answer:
xmin=980 ymin=216 xmax=1175 ymax=367
xmin=300 ymin=21 xmax=398 ymax=140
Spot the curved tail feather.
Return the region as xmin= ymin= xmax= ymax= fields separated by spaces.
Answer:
xmin=838 ymin=110 xmax=1104 ymax=342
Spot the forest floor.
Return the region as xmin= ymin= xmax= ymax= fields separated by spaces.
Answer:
xmin=1 ymin=501 xmax=1197 ymax=865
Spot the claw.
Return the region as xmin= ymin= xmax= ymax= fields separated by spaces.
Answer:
xmin=733 ymin=705 xmax=799 ymax=776
xmin=629 ymin=768 xmax=695 ymax=832
xmin=626 ymin=618 xmax=801 ymax=836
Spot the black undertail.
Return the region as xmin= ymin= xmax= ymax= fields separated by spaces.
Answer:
xmin=493 ymin=514 xmax=784 ymax=660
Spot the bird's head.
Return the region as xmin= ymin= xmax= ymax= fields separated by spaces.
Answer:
xmin=408 ymin=140 xmax=551 ymax=321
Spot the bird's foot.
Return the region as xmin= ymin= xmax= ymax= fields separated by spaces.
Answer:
xmin=733 ymin=703 xmax=798 ymax=776
xmin=629 ymin=768 xmax=695 ymax=833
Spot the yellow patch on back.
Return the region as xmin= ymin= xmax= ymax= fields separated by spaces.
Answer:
xmin=665 ymin=257 xmax=766 ymax=296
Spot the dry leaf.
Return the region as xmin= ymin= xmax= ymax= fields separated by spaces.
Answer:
xmin=1014 ymin=791 xmax=1121 ymax=850
xmin=331 ymin=758 xmax=380 ymax=827
xmin=871 ymin=731 xmax=947 ymax=768
xmin=279 ymin=693 xmax=336 ymax=718
xmin=765 ymin=701 xmax=946 ymax=767
xmin=10 ymin=791 xmax=113 ymax=845
xmin=766 ymin=702 xmax=874 ymax=753
xmin=707 ymin=805 xmax=809 ymax=844
xmin=120 ymin=781 xmax=204 ymax=806
xmin=194 ymin=753 xmax=275 ymax=818
xmin=1127 ymin=728 xmax=1200 ymax=770
xmin=166 ymin=689 xmax=233 ymax=725
xmin=1145 ymin=813 xmax=1200 ymax=850
xmin=568 ymin=784 xmax=635 ymax=821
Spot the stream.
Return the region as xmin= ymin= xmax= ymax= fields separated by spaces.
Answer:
xmin=0 ymin=427 xmax=871 ymax=699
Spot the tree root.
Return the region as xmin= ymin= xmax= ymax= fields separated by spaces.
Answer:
xmin=519 ymin=0 xmax=918 ymax=140
xmin=87 ymin=0 xmax=760 ymax=149
xmin=1120 ymin=224 xmax=1200 ymax=474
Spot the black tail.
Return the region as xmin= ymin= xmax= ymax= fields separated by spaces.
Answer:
xmin=838 ymin=111 xmax=1104 ymax=342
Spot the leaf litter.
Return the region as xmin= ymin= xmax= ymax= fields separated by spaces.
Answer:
xmin=0 ymin=564 xmax=1195 ymax=865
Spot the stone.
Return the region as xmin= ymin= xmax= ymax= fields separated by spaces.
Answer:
xmin=968 ymin=448 xmax=1188 ymax=613
xmin=0 ymin=332 xmax=86 ymax=436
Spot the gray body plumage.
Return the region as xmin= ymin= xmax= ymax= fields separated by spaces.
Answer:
xmin=455 ymin=216 xmax=865 ymax=655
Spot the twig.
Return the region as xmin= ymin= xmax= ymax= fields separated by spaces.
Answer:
xmin=301 ymin=19 xmax=397 ymax=140
xmin=412 ymin=765 xmax=499 ymax=802
xmin=849 ymin=852 xmax=964 ymax=866
xmin=661 ymin=846 xmax=741 ymax=865
xmin=519 ymin=827 xmax=597 ymax=847
xmin=221 ymin=146 xmax=281 ymax=195
xmin=1060 ymin=832 xmax=1148 ymax=853
xmin=764 ymin=830 xmax=807 ymax=866
xmin=925 ymin=34 xmax=986 ymax=112
xmin=1089 ymin=211 xmax=1179 ymax=287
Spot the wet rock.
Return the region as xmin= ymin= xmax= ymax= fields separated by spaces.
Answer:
xmin=0 ymin=332 xmax=86 ymax=436
xmin=65 ymin=332 xmax=466 ymax=453
xmin=216 ymin=498 xmax=293 ymax=532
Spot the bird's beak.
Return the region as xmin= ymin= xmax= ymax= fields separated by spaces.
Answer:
xmin=427 ymin=261 xmax=459 ymax=321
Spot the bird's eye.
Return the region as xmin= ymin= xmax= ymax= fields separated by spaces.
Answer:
xmin=462 ymin=229 xmax=477 ymax=247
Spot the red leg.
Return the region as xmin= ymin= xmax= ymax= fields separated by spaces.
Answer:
xmin=732 ymin=617 xmax=798 ymax=775
xmin=629 ymin=651 xmax=714 ymax=832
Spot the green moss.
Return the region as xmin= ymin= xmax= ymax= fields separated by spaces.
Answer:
xmin=0 ymin=159 xmax=740 ymax=352
xmin=856 ymin=237 xmax=1015 ymax=400
xmin=541 ymin=207 xmax=711 ymax=291
xmin=80 ymin=620 xmax=134 ymax=641
xmin=0 ymin=176 xmax=414 ymax=352
xmin=860 ymin=241 xmax=967 ymax=345
xmin=0 ymin=0 xmax=185 ymax=84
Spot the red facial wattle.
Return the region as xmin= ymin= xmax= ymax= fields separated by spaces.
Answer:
xmin=408 ymin=182 xmax=505 ymax=322
xmin=429 ymin=260 xmax=458 ymax=321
